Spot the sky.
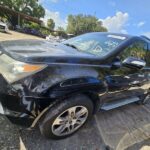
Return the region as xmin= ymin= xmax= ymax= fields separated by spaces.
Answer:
xmin=39 ymin=0 xmax=150 ymax=37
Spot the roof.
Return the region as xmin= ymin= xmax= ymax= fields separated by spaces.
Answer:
xmin=141 ymin=35 xmax=150 ymax=42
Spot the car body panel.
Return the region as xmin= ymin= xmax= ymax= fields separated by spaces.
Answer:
xmin=0 ymin=32 xmax=132 ymax=64
xmin=0 ymin=32 xmax=150 ymax=127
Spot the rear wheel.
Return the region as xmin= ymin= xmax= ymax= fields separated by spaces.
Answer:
xmin=39 ymin=94 xmax=93 ymax=139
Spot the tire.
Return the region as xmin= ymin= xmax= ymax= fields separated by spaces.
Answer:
xmin=137 ymin=93 xmax=150 ymax=105
xmin=39 ymin=94 xmax=93 ymax=139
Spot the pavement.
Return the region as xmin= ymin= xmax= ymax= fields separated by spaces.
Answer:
xmin=0 ymin=103 xmax=150 ymax=150
xmin=0 ymin=31 xmax=150 ymax=150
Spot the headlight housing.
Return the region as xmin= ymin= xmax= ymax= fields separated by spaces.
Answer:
xmin=0 ymin=54 xmax=47 ymax=83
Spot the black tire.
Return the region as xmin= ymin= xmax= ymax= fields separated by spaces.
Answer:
xmin=39 ymin=94 xmax=93 ymax=139
xmin=137 ymin=93 xmax=150 ymax=105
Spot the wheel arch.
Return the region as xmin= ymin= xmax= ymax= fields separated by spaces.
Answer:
xmin=30 ymin=77 xmax=107 ymax=128
xmin=82 ymin=91 xmax=102 ymax=114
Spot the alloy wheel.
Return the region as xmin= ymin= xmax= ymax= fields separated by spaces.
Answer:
xmin=52 ymin=106 xmax=88 ymax=136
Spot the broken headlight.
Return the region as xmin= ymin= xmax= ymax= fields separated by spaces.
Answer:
xmin=0 ymin=54 xmax=47 ymax=83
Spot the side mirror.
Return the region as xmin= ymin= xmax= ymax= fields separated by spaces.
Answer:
xmin=111 ymin=57 xmax=121 ymax=69
xmin=122 ymin=57 xmax=146 ymax=69
xmin=111 ymin=61 xmax=121 ymax=69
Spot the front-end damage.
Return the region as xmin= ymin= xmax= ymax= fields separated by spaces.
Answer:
xmin=0 ymin=64 xmax=105 ymax=128
xmin=0 ymin=39 xmax=109 ymax=128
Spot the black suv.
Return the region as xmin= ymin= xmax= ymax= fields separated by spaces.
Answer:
xmin=0 ymin=32 xmax=150 ymax=139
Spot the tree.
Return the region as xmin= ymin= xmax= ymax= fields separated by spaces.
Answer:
xmin=56 ymin=26 xmax=67 ymax=38
xmin=0 ymin=0 xmax=45 ymax=26
xmin=47 ymin=19 xmax=55 ymax=31
xmin=66 ymin=14 xmax=107 ymax=35
xmin=57 ymin=26 xmax=65 ymax=31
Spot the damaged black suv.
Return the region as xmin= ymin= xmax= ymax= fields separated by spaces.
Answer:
xmin=0 ymin=32 xmax=150 ymax=139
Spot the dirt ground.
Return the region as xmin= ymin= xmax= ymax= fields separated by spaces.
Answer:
xmin=0 ymin=31 xmax=150 ymax=150
xmin=0 ymin=30 xmax=42 ymax=41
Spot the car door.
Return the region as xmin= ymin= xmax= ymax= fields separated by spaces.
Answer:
xmin=101 ymin=39 xmax=150 ymax=103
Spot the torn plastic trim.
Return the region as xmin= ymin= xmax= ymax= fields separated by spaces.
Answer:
xmin=30 ymin=90 xmax=106 ymax=128
xmin=29 ymin=99 xmax=62 ymax=128
xmin=30 ymin=106 xmax=49 ymax=128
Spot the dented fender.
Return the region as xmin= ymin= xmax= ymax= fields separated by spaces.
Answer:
xmin=43 ymin=76 xmax=106 ymax=99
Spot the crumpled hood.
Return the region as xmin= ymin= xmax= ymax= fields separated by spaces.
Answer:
xmin=0 ymin=39 xmax=99 ymax=65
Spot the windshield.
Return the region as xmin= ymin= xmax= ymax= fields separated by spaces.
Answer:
xmin=63 ymin=33 xmax=127 ymax=57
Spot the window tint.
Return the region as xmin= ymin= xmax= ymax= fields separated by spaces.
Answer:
xmin=120 ymin=40 xmax=148 ymax=61
xmin=63 ymin=33 xmax=127 ymax=57
xmin=146 ymin=43 xmax=150 ymax=66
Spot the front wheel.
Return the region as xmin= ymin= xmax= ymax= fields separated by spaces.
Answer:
xmin=39 ymin=94 xmax=93 ymax=139
xmin=139 ymin=94 xmax=150 ymax=105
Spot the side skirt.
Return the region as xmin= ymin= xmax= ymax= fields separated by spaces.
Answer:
xmin=100 ymin=97 xmax=140 ymax=111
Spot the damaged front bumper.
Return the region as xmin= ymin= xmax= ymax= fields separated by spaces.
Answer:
xmin=0 ymin=93 xmax=35 ymax=127
xmin=0 ymin=75 xmax=49 ymax=128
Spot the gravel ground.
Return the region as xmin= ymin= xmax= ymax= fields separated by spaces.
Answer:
xmin=0 ymin=103 xmax=150 ymax=150
xmin=0 ymin=116 xmax=19 ymax=150
xmin=0 ymin=116 xmax=107 ymax=150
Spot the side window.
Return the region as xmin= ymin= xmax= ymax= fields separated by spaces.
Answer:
xmin=120 ymin=40 xmax=148 ymax=61
xmin=146 ymin=43 xmax=150 ymax=66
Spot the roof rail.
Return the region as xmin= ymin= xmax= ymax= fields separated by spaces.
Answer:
xmin=141 ymin=35 xmax=150 ymax=41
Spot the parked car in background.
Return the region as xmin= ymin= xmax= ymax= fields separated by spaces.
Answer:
xmin=0 ymin=32 xmax=150 ymax=139
xmin=26 ymin=28 xmax=46 ymax=38
xmin=14 ymin=25 xmax=23 ymax=32
xmin=46 ymin=35 xmax=66 ymax=42
xmin=14 ymin=26 xmax=46 ymax=38
xmin=0 ymin=21 xmax=8 ymax=32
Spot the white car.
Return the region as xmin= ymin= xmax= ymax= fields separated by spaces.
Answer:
xmin=46 ymin=35 xmax=65 ymax=42
xmin=0 ymin=22 xmax=8 ymax=32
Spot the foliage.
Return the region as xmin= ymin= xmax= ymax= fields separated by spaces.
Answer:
xmin=56 ymin=31 xmax=68 ymax=39
xmin=24 ymin=22 xmax=51 ymax=36
xmin=47 ymin=18 xmax=55 ymax=31
xmin=55 ymin=26 xmax=67 ymax=38
xmin=66 ymin=14 xmax=107 ymax=35
xmin=40 ymin=27 xmax=51 ymax=36
xmin=24 ymin=22 xmax=40 ymax=30
xmin=0 ymin=0 xmax=45 ymax=26
xmin=57 ymin=26 xmax=65 ymax=31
